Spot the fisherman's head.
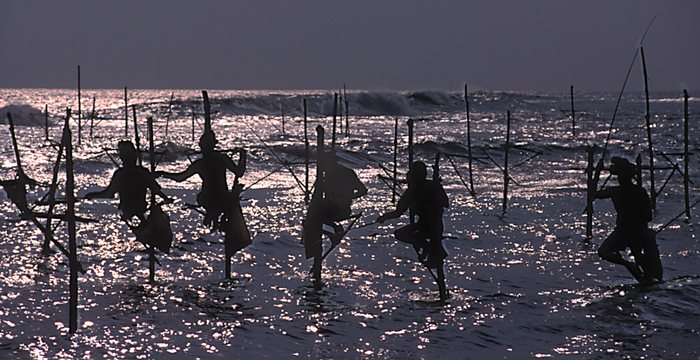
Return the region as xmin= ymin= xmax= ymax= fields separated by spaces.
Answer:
xmin=610 ymin=156 xmax=635 ymax=183
xmin=198 ymin=130 xmax=217 ymax=152
xmin=406 ymin=161 xmax=428 ymax=184
xmin=117 ymin=140 xmax=138 ymax=166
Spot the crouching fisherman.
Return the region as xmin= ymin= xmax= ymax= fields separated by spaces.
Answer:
xmin=156 ymin=130 xmax=250 ymax=278
xmin=595 ymin=156 xmax=662 ymax=283
xmin=377 ymin=161 xmax=449 ymax=300
xmin=85 ymin=140 xmax=174 ymax=279
xmin=302 ymin=151 xmax=367 ymax=284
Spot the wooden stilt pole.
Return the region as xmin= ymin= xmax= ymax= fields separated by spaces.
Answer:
xmin=281 ymin=103 xmax=285 ymax=136
xmin=44 ymin=105 xmax=49 ymax=141
xmin=304 ymin=99 xmax=310 ymax=205
xmin=124 ymin=87 xmax=128 ymax=137
xmin=147 ymin=117 xmax=157 ymax=282
xmin=191 ymin=107 xmax=196 ymax=143
xmin=77 ymin=65 xmax=82 ymax=147
xmin=635 ymin=154 xmax=643 ymax=186
xmin=90 ymin=96 xmax=96 ymax=139
xmin=683 ymin=89 xmax=690 ymax=219
xmin=432 ymin=152 xmax=448 ymax=300
xmin=464 ymin=84 xmax=475 ymax=196
xmin=570 ymin=85 xmax=576 ymax=137
xmin=202 ymin=90 xmax=212 ymax=132
xmin=393 ymin=117 xmax=399 ymax=204
xmin=64 ymin=111 xmax=79 ymax=334
xmin=344 ymin=84 xmax=349 ymax=138
xmin=407 ymin=118 xmax=415 ymax=224
xmin=312 ymin=125 xmax=325 ymax=282
xmin=132 ymin=105 xmax=142 ymax=166
xmin=332 ymin=93 xmax=338 ymax=151
xmin=641 ymin=47 xmax=656 ymax=209
xmin=165 ymin=92 xmax=174 ymax=140
xmin=585 ymin=146 xmax=595 ymax=241
xmin=503 ymin=111 xmax=511 ymax=212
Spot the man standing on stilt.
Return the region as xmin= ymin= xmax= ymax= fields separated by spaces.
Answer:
xmin=377 ymin=161 xmax=449 ymax=300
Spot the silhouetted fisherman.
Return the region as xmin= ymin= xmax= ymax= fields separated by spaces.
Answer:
xmin=377 ymin=161 xmax=449 ymax=299
xmin=156 ymin=130 xmax=250 ymax=260
xmin=595 ymin=156 xmax=662 ymax=283
xmin=85 ymin=140 xmax=173 ymax=252
xmin=303 ymin=151 xmax=367 ymax=282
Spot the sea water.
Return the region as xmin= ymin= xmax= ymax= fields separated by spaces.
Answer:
xmin=0 ymin=89 xmax=698 ymax=358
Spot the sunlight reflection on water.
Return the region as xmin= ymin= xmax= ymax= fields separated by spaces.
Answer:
xmin=0 ymin=89 xmax=698 ymax=358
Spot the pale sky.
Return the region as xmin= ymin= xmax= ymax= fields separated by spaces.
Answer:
xmin=1 ymin=0 xmax=698 ymax=92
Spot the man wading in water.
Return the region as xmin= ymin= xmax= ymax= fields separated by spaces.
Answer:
xmin=596 ymin=156 xmax=662 ymax=283
xmin=377 ymin=161 xmax=449 ymax=300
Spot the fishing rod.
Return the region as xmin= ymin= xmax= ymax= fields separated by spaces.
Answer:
xmin=595 ymin=14 xmax=660 ymax=185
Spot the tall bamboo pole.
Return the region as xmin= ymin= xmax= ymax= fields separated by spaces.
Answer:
xmin=147 ymin=117 xmax=157 ymax=282
xmin=331 ymin=93 xmax=338 ymax=151
xmin=585 ymin=146 xmax=595 ymax=241
xmin=641 ymin=47 xmax=656 ymax=209
xmin=202 ymin=90 xmax=212 ymax=132
xmin=44 ymin=105 xmax=49 ymax=141
xmin=132 ymin=105 xmax=142 ymax=166
xmin=281 ymin=103 xmax=285 ymax=136
xmin=304 ymin=99 xmax=310 ymax=205
xmin=124 ymin=87 xmax=128 ymax=137
xmin=503 ymin=111 xmax=511 ymax=212
xmin=393 ymin=118 xmax=399 ymax=204
xmin=191 ymin=107 xmax=196 ymax=143
xmin=165 ymin=92 xmax=174 ymax=139
xmin=464 ymin=84 xmax=475 ymax=196
xmin=64 ymin=111 xmax=79 ymax=334
xmin=77 ymin=65 xmax=82 ymax=147
xmin=90 ymin=96 xmax=96 ymax=139
xmin=344 ymin=84 xmax=349 ymax=137
xmin=683 ymin=89 xmax=690 ymax=219
xmin=407 ymin=118 xmax=415 ymax=224
xmin=570 ymin=85 xmax=575 ymax=137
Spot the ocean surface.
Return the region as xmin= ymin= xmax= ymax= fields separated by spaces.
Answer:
xmin=0 ymin=88 xmax=698 ymax=359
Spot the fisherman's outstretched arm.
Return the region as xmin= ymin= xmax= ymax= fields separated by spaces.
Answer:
xmin=84 ymin=173 xmax=119 ymax=199
xmin=377 ymin=192 xmax=410 ymax=222
xmin=156 ymin=162 xmax=200 ymax=182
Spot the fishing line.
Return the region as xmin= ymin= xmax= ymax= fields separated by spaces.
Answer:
xmin=597 ymin=14 xmax=660 ymax=175
xmin=240 ymin=116 xmax=307 ymax=194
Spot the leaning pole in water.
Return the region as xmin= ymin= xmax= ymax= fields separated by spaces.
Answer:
xmin=641 ymin=47 xmax=656 ymax=209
